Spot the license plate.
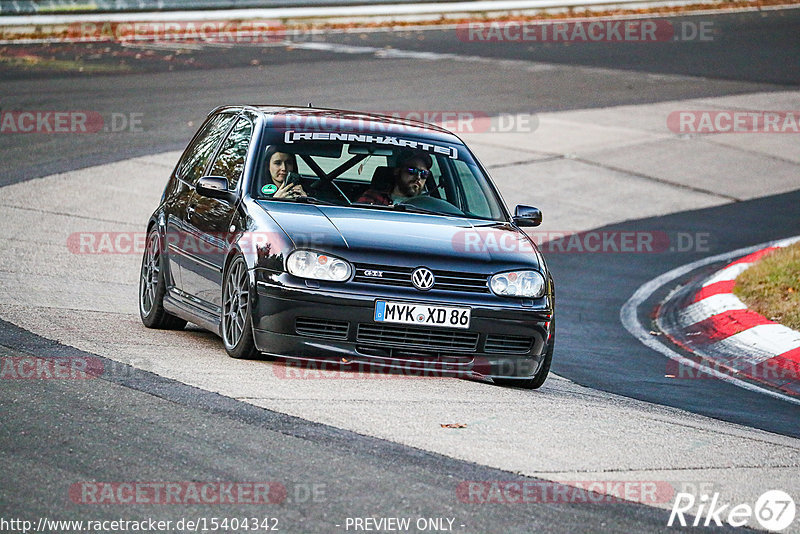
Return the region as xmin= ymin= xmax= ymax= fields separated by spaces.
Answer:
xmin=374 ymin=300 xmax=471 ymax=329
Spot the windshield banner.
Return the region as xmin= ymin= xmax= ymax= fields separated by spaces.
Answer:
xmin=283 ymin=130 xmax=459 ymax=159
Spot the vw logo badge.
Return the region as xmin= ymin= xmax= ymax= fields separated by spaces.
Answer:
xmin=411 ymin=267 xmax=435 ymax=291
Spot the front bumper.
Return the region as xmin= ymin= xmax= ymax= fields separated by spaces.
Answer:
xmin=251 ymin=272 xmax=553 ymax=381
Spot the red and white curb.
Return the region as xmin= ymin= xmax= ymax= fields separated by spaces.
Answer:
xmin=621 ymin=236 xmax=800 ymax=405
xmin=660 ymin=237 xmax=800 ymax=396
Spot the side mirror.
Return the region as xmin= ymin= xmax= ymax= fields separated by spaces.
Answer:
xmin=512 ymin=205 xmax=542 ymax=227
xmin=196 ymin=176 xmax=234 ymax=202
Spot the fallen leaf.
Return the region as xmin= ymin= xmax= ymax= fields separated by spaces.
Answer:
xmin=441 ymin=423 xmax=467 ymax=429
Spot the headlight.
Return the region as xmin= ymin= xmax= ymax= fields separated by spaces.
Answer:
xmin=490 ymin=270 xmax=546 ymax=298
xmin=286 ymin=250 xmax=352 ymax=282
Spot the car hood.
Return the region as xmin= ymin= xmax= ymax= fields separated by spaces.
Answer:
xmin=256 ymin=201 xmax=542 ymax=272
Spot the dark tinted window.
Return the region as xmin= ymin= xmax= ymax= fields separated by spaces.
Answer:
xmin=177 ymin=113 xmax=236 ymax=185
xmin=209 ymin=117 xmax=253 ymax=191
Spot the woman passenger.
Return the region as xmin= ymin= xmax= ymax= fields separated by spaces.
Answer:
xmin=263 ymin=146 xmax=306 ymax=199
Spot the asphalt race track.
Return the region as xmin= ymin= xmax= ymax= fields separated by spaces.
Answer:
xmin=1 ymin=8 xmax=799 ymax=533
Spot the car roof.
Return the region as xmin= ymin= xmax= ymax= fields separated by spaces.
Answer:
xmin=209 ymin=105 xmax=465 ymax=145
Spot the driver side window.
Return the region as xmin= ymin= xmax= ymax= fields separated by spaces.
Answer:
xmin=178 ymin=113 xmax=236 ymax=186
xmin=208 ymin=117 xmax=253 ymax=192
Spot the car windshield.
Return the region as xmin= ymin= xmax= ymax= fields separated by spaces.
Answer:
xmin=253 ymin=135 xmax=507 ymax=222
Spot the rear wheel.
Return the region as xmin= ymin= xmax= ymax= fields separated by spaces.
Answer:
xmin=139 ymin=228 xmax=187 ymax=330
xmin=222 ymin=254 xmax=258 ymax=359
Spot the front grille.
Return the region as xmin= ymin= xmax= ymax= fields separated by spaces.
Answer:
xmin=357 ymin=323 xmax=479 ymax=351
xmin=354 ymin=264 xmax=489 ymax=293
xmin=484 ymin=334 xmax=533 ymax=354
xmin=432 ymin=269 xmax=490 ymax=292
xmin=295 ymin=317 xmax=349 ymax=340
xmin=353 ymin=265 xmax=412 ymax=287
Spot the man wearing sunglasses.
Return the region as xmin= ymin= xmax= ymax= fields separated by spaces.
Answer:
xmin=357 ymin=149 xmax=433 ymax=205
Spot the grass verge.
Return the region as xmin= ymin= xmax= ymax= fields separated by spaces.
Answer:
xmin=734 ymin=242 xmax=800 ymax=330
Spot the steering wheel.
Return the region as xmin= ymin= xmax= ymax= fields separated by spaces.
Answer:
xmin=398 ymin=194 xmax=464 ymax=216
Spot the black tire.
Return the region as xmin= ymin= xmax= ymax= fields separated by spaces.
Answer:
xmin=498 ymin=319 xmax=554 ymax=390
xmin=221 ymin=254 xmax=259 ymax=359
xmin=139 ymin=227 xmax=187 ymax=330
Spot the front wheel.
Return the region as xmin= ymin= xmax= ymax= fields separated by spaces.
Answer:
xmin=222 ymin=254 xmax=258 ymax=359
xmin=139 ymin=228 xmax=187 ymax=330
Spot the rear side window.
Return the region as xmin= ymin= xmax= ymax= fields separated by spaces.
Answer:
xmin=177 ymin=113 xmax=236 ymax=185
xmin=208 ymin=117 xmax=253 ymax=191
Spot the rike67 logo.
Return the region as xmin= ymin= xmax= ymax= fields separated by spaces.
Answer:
xmin=669 ymin=490 xmax=795 ymax=531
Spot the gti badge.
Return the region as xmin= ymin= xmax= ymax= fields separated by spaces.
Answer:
xmin=364 ymin=270 xmax=384 ymax=278
xmin=411 ymin=267 xmax=435 ymax=291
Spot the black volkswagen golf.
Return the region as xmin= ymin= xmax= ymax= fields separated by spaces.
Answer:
xmin=139 ymin=106 xmax=555 ymax=388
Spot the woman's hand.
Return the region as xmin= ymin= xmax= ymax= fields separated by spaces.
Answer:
xmin=273 ymin=182 xmax=306 ymax=199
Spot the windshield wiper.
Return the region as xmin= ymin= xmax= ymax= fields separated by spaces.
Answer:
xmin=294 ymin=196 xmax=337 ymax=206
xmin=350 ymin=203 xmax=396 ymax=211
xmin=264 ymin=196 xmax=337 ymax=206
xmin=391 ymin=203 xmax=443 ymax=216
xmin=351 ymin=202 xmax=444 ymax=216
